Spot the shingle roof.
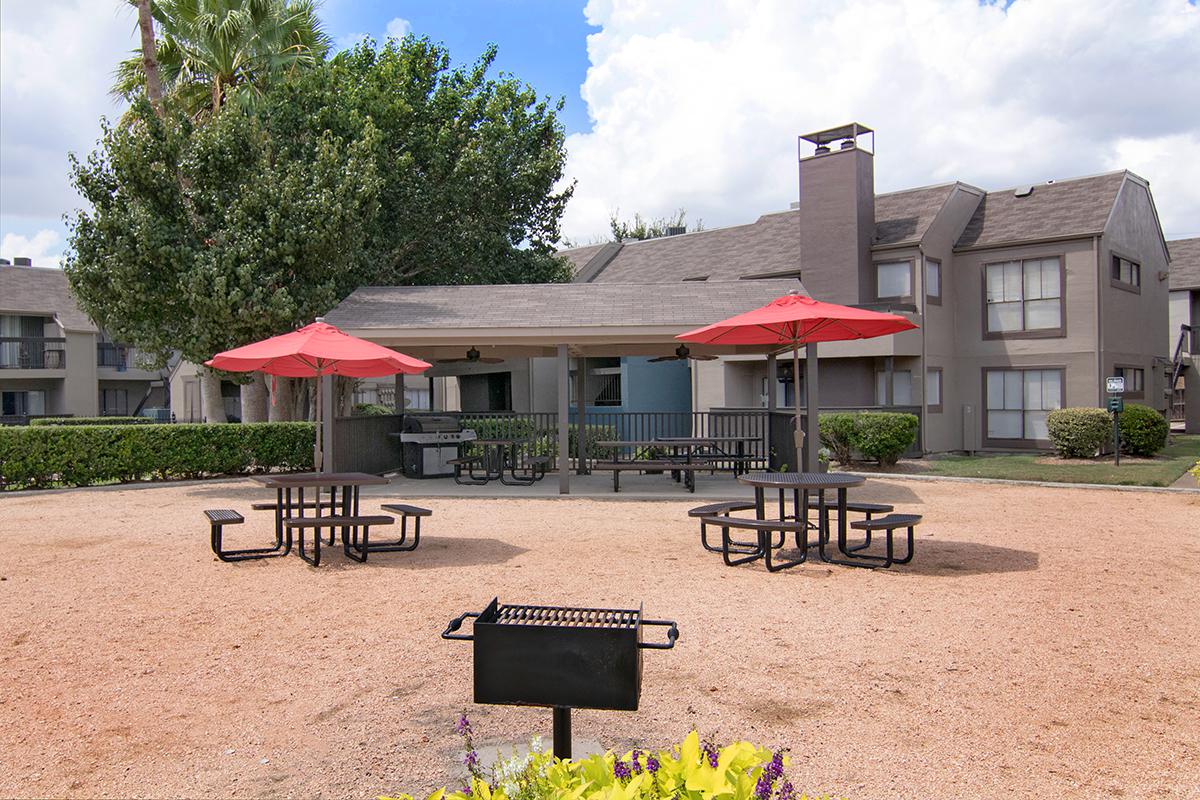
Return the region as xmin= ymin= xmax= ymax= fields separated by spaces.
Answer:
xmin=559 ymin=185 xmax=956 ymax=284
xmin=1168 ymin=237 xmax=1200 ymax=290
xmin=0 ymin=265 xmax=97 ymax=332
xmin=874 ymin=184 xmax=958 ymax=247
xmin=326 ymin=279 xmax=805 ymax=330
xmin=955 ymin=171 xmax=1126 ymax=250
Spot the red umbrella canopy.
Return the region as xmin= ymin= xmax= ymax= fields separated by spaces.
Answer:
xmin=676 ymin=291 xmax=918 ymax=346
xmin=205 ymin=321 xmax=430 ymax=378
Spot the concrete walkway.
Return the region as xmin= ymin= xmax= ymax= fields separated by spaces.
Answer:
xmin=365 ymin=470 xmax=753 ymax=501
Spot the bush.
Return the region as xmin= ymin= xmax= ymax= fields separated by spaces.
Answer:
xmin=29 ymin=416 xmax=152 ymax=426
xmin=853 ymin=412 xmax=919 ymax=466
xmin=384 ymin=729 xmax=830 ymax=800
xmin=1119 ymin=403 xmax=1168 ymax=457
xmin=0 ymin=422 xmax=314 ymax=490
xmin=818 ymin=412 xmax=857 ymax=464
xmin=352 ymin=403 xmax=393 ymax=416
xmin=1047 ymin=407 xmax=1112 ymax=458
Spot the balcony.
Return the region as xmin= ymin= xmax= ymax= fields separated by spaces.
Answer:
xmin=0 ymin=337 xmax=66 ymax=370
xmin=97 ymin=343 xmax=129 ymax=370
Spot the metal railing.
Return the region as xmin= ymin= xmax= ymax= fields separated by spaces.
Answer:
xmin=96 ymin=343 xmax=128 ymax=369
xmin=0 ymin=337 xmax=66 ymax=369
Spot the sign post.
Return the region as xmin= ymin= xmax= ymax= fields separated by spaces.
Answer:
xmin=1106 ymin=376 xmax=1125 ymax=465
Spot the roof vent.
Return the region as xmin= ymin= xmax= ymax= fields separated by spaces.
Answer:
xmin=664 ymin=226 xmax=687 ymax=236
xmin=0 ymin=258 xmax=10 ymax=266
xmin=839 ymin=139 xmax=855 ymax=150
xmin=13 ymin=257 xmax=32 ymax=266
xmin=814 ymin=144 xmax=831 ymax=155
xmin=1014 ymin=185 xmax=1034 ymax=198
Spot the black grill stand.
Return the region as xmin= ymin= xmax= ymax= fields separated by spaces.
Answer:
xmin=552 ymin=707 xmax=571 ymax=759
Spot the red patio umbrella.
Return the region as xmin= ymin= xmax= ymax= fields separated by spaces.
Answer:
xmin=677 ymin=291 xmax=918 ymax=470
xmin=206 ymin=319 xmax=430 ymax=471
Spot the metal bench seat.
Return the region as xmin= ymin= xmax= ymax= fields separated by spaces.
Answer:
xmin=206 ymin=508 xmax=289 ymax=562
xmin=593 ymin=460 xmax=707 ymax=493
xmin=283 ymin=514 xmax=394 ymax=567
xmin=687 ymin=501 xmax=760 ymax=554
xmin=698 ymin=515 xmax=810 ymax=572
xmin=839 ymin=513 xmax=921 ymax=568
xmin=448 ymin=456 xmax=487 ymax=486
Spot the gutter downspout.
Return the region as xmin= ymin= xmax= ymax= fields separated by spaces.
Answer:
xmin=918 ymin=244 xmax=928 ymax=455
xmin=1094 ymin=235 xmax=1103 ymax=406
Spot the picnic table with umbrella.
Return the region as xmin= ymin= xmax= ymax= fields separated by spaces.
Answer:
xmin=676 ymin=290 xmax=917 ymax=471
xmin=201 ymin=319 xmax=434 ymax=566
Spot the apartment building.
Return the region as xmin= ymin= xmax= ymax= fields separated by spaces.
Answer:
xmin=0 ymin=259 xmax=167 ymax=421
xmin=561 ymin=123 xmax=1172 ymax=452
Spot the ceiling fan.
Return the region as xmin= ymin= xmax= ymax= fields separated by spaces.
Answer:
xmin=648 ymin=344 xmax=718 ymax=363
xmin=436 ymin=347 xmax=505 ymax=365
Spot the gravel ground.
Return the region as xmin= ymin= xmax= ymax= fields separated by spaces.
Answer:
xmin=0 ymin=477 xmax=1198 ymax=800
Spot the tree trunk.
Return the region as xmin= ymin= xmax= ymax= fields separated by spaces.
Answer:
xmin=135 ymin=0 xmax=164 ymax=117
xmin=268 ymin=376 xmax=294 ymax=421
xmin=240 ymin=373 xmax=269 ymax=423
xmin=200 ymin=369 xmax=227 ymax=423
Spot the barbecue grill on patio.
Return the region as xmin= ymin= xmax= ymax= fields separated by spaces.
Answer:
xmin=397 ymin=415 xmax=477 ymax=478
xmin=443 ymin=598 xmax=679 ymax=758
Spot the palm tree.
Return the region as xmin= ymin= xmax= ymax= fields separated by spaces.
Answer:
xmin=114 ymin=0 xmax=330 ymax=118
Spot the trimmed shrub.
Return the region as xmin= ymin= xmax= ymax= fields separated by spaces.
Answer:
xmin=29 ymin=416 xmax=152 ymax=426
xmin=818 ymin=412 xmax=857 ymax=464
xmin=1047 ymin=407 xmax=1111 ymax=458
xmin=0 ymin=422 xmax=314 ymax=490
xmin=852 ymin=412 xmax=919 ymax=466
xmin=1118 ymin=403 xmax=1168 ymax=457
xmin=352 ymin=403 xmax=393 ymax=416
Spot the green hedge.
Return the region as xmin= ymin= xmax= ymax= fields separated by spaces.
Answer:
xmin=0 ymin=422 xmax=315 ymax=490
xmin=1119 ymin=403 xmax=1168 ymax=457
xmin=29 ymin=416 xmax=152 ymax=426
xmin=352 ymin=403 xmax=393 ymax=417
xmin=818 ymin=411 xmax=919 ymax=466
xmin=1047 ymin=407 xmax=1111 ymax=458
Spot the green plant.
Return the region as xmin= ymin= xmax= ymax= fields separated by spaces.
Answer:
xmin=850 ymin=412 xmax=919 ymax=466
xmin=28 ymin=416 xmax=152 ymax=426
xmin=385 ymin=722 xmax=829 ymax=800
xmin=817 ymin=412 xmax=857 ymax=464
xmin=352 ymin=403 xmax=393 ymax=416
xmin=1046 ymin=407 xmax=1111 ymax=458
xmin=0 ymin=422 xmax=314 ymax=490
xmin=1118 ymin=404 xmax=1168 ymax=457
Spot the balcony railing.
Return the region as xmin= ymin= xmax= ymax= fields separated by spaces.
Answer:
xmin=97 ymin=343 xmax=129 ymax=369
xmin=0 ymin=337 xmax=66 ymax=369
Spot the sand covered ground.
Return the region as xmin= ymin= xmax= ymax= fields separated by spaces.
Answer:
xmin=1 ymin=477 xmax=1198 ymax=799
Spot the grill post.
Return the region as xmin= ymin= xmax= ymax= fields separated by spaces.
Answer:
xmin=552 ymin=706 xmax=571 ymax=760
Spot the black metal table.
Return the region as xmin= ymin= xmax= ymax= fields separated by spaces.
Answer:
xmin=654 ymin=435 xmax=760 ymax=475
xmin=736 ymin=471 xmax=867 ymax=568
xmin=471 ymin=438 xmax=542 ymax=486
xmin=252 ymin=472 xmax=389 ymax=564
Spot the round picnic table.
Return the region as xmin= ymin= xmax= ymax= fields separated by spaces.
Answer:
xmin=736 ymin=471 xmax=865 ymax=565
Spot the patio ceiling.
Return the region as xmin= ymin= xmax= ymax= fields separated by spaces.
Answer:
xmin=324 ymin=279 xmax=806 ymax=359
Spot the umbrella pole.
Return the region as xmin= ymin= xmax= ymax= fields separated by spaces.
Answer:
xmin=321 ymin=373 xmax=334 ymax=475
xmin=313 ymin=377 xmax=322 ymax=472
xmin=792 ymin=345 xmax=803 ymax=473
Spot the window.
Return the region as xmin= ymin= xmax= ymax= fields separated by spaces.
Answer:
xmin=985 ymin=368 xmax=1062 ymax=443
xmin=1111 ymin=255 xmax=1141 ymax=290
xmin=984 ymin=257 xmax=1062 ymax=336
xmin=875 ymin=370 xmax=913 ymax=406
xmin=1114 ymin=365 xmax=1145 ymax=397
xmin=926 ymin=368 xmax=943 ymax=413
xmin=875 ymin=261 xmax=912 ymax=300
xmin=1 ymin=390 xmax=46 ymax=416
xmin=101 ymin=389 xmax=129 ymax=416
xmin=925 ymin=259 xmax=941 ymax=304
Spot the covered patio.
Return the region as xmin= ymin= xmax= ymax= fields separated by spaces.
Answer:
xmin=324 ymin=280 xmax=813 ymax=492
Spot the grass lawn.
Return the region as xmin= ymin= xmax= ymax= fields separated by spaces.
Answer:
xmin=920 ymin=434 xmax=1200 ymax=487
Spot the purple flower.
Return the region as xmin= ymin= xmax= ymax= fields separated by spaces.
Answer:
xmin=455 ymin=714 xmax=472 ymax=736
xmin=631 ymin=750 xmax=642 ymax=774
xmin=702 ymin=742 xmax=720 ymax=769
xmin=463 ymin=749 xmax=478 ymax=769
xmin=766 ymin=752 xmax=784 ymax=780
xmin=776 ymin=781 xmax=797 ymax=800
xmin=754 ymin=772 xmax=773 ymax=800
xmin=646 ymin=754 xmax=660 ymax=774
xmin=613 ymin=758 xmax=632 ymax=780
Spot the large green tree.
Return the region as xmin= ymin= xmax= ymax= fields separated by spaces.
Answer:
xmin=113 ymin=0 xmax=330 ymax=118
xmin=263 ymin=38 xmax=575 ymax=285
xmin=65 ymin=100 xmax=380 ymax=421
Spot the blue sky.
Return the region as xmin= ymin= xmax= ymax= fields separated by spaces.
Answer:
xmin=322 ymin=0 xmax=597 ymax=135
xmin=2 ymin=0 xmax=1198 ymax=266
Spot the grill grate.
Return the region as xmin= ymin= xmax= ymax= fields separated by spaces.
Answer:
xmin=493 ymin=603 xmax=639 ymax=629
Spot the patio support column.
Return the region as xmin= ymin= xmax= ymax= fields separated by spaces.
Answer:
xmin=557 ymin=344 xmax=570 ymax=494
xmin=321 ymin=372 xmax=334 ymax=474
xmin=767 ymin=353 xmax=778 ymax=469
xmin=575 ymin=356 xmax=587 ymax=474
xmin=805 ymin=343 xmax=819 ymax=472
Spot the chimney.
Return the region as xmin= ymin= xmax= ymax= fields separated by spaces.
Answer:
xmin=13 ymin=257 xmax=32 ymax=267
xmin=796 ymin=123 xmax=875 ymax=306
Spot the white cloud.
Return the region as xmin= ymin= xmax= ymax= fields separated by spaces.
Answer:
xmin=386 ymin=17 xmax=412 ymax=39
xmin=0 ymin=1 xmax=135 ymax=224
xmin=1 ymin=229 xmax=64 ymax=268
xmin=562 ymin=0 xmax=1200 ymax=242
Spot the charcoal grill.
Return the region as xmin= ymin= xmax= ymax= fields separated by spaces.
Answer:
xmin=442 ymin=597 xmax=679 ymax=758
